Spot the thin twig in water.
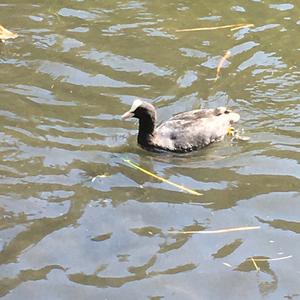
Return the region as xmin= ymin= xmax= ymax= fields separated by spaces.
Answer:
xmin=176 ymin=23 xmax=254 ymax=32
xmin=247 ymin=255 xmax=292 ymax=262
xmin=169 ymin=225 xmax=260 ymax=234
xmin=251 ymin=257 xmax=260 ymax=271
xmin=123 ymin=159 xmax=202 ymax=196
xmin=216 ymin=50 xmax=231 ymax=79
xmin=231 ymin=24 xmax=254 ymax=31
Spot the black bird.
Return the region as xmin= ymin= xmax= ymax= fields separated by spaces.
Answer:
xmin=122 ymin=99 xmax=240 ymax=153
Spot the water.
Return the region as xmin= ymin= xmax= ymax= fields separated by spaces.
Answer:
xmin=1 ymin=1 xmax=300 ymax=299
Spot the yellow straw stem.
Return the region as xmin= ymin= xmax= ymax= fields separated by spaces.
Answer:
xmin=231 ymin=24 xmax=254 ymax=31
xmin=247 ymin=255 xmax=292 ymax=262
xmin=251 ymin=257 xmax=260 ymax=271
xmin=169 ymin=226 xmax=260 ymax=234
xmin=216 ymin=50 xmax=231 ymax=79
xmin=123 ymin=159 xmax=202 ymax=196
xmin=176 ymin=23 xmax=254 ymax=32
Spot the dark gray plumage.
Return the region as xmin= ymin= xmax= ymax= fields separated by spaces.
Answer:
xmin=122 ymin=99 xmax=240 ymax=153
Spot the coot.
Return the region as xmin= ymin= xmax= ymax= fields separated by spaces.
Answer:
xmin=122 ymin=99 xmax=240 ymax=152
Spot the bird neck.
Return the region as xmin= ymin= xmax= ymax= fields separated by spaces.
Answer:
xmin=137 ymin=114 xmax=155 ymax=146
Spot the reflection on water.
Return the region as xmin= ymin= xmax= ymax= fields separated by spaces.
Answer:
xmin=1 ymin=0 xmax=300 ymax=299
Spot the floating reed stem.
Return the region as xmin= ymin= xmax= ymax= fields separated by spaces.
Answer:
xmin=176 ymin=23 xmax=254 ymax=33
xmin=251 ymin=257 xmax=260 ymax=271
xmin=216 ymin=50 xmax=231 ymax=79
xmin=247 ymin=255 xmax=292 ymax=262
xmin=231 ymin=24 xmax=254 ymax=31
xmin=169 ymin=225 xmax=260 ymax=234
xmin=123 ymin=159 xmax=202 ymax=196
